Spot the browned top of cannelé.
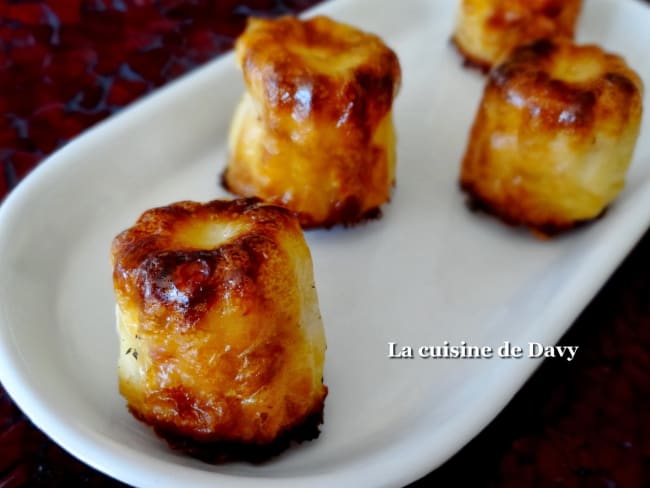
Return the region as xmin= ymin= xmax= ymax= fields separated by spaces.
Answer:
xmin=111 ymin=198 xmax=302 ymax=333
xmin=485 ymin=0 xmax=579 ymax=31
xmin=235 ymin=15 xmax=401 ymax=131
xmin=488 ymin=38 xmax=643 ymax=133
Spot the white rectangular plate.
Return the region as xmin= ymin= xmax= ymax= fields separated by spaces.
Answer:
xmin=0 ymin=0 xmax=649 ymax=486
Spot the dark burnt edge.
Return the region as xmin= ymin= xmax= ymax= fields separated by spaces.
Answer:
xmin=459 ymin=179 xmax=605 ymax=239
xmin=510 ymin=38 xmax=558 ymax=64
xmin=128 ymin=402 xmax=325 ymax=464
xmin=219 ymin=166 xmax=232 ymax=195
xmin=449 ymin=36 xmax=491 ymax=75
xmin=221 ymin=166 xmax=391 ymax=231
xmin=603 ymin=71 xmax=639 ymax=96
xmin=452 ymin=36 xmax=563 ymax=79
xmin=299 ymin=205 xmax=384 ymax=231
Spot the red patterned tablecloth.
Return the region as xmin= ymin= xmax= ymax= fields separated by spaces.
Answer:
xmin=0 ymin=1 xmax=648 ymax=486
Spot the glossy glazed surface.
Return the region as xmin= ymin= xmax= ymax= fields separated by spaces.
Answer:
xmin=112 ymin=199 xmax=326 ymax=456
xmin=453 ymin=0 xmax=582 ymax=69
xmin=224 ymin=15 xmax=401 ymax=228
xmin=460 ymin=38 xmax=643 ymax=232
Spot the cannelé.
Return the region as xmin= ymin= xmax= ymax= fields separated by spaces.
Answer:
xmin=223 ymin=15 xmax=402 ymax=228
xmin=460 ymin=39 xmax=643 ymax=234
xmin=111 ymin=198 xmax=327 ymax=461
xmin=452 ymin=0 xmax=582 ymax=70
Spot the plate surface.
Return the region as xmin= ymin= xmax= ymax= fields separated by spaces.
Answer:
xmin=1 ymin=0 xmax=649 ymax=486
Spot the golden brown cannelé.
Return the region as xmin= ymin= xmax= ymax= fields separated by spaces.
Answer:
xmin=460 ymin=39 xmax=643 ymax=234
xmin=452 ymin=0 xmax=582 ymax=70
xmin=223 ymin=15 xmax=401 ymax=228
xmin=111 ymin=198 xmax=327 ymax=461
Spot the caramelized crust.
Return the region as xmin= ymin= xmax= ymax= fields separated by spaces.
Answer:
xmin=223 ymin=15 xmax=401 ymax=228
xmin=143 ymin=409 xmax=324 ymax=463
xmin=460 ymin=39 xmax=643 ymax=233
xmin=452 ymin=0 xmax=582 ymax=69
xmin=111 ymin=199 xmax=327 ymax=457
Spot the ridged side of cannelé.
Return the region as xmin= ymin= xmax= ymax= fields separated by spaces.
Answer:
xmin=223 ymin=15 xmax=401 ymax=228
xmin=111 ymin=198 xmax=327 ymax=461
xmin=460 ymin=39 xmax=643 ymax=234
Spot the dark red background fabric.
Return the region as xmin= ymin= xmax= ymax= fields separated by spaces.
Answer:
xmin=0 ymin=1 xmax=648 ymax=486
